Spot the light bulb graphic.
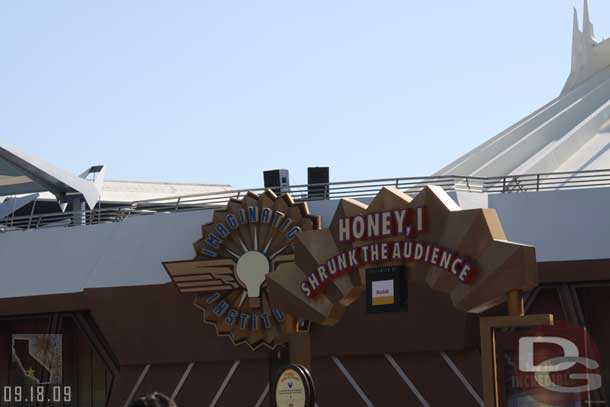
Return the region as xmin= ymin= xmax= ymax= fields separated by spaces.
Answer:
xmin=235 ymin=251 xmax=270 ymax=308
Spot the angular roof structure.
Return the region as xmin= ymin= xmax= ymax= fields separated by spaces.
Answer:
xmin=435 ymin=0 xmax=610 ymax=177
xmin=0 ymin=145 xmax=233 ymax=210
xmin=0 ymin=144 xmax=104 ymax=208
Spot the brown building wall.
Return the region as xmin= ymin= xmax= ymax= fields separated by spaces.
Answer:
xmin=0 ymin=279 xmax=478 ymax=367
xmin=0 ymin=276 xmax=483 ymax=406
xmin=4 ymin=259 xmax=610 ymax=406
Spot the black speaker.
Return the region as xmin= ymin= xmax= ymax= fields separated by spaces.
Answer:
xmin=263 ymin=169 xmax=290 ymax=194
xmin=307 ymin=167 xmax=329 ymax=200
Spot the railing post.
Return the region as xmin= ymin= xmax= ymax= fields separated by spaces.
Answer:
xmin=536 ymin=174 xmax=540 ymax=192
xmin=502 ymin=177 xmax=506 ymax=193
xmin=26 ymin=199 xmax=37 ymax=230
xmin=513 ymin=176 xmax=522 ymax=192
xmin=9 ymin=195 xmax=17 ymax=228
xmin=174 ymin=197 xmax=182 ymax=212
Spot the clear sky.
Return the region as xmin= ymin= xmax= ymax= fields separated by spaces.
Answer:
xmin=2 ymin=1 xmax=609 ymax=188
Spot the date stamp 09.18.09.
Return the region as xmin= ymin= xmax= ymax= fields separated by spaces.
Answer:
xmin=2 ymin=334 xmax=72 ymax=405
xmin=2 ymin=385 xmax=72 ymax=405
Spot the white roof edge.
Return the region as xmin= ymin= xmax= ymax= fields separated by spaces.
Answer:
xmin=104 ymin=179 xmax=232 ymax=187
xmin=0 ymin=145 xmax=102 ymax=208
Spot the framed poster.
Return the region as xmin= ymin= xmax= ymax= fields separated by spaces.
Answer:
xmin=480 ymin=314 xmax=607 ymax=407
xmin=495 ymin=322 xmax=603 ymax=406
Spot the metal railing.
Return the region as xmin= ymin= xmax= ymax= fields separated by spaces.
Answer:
xmin=2 ymin=168 xmax=610 ymax=233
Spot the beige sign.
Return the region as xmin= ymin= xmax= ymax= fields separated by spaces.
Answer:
xmin=275 ymin=368 xmax=306 ymax=407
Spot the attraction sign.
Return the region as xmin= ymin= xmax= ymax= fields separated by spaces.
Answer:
xmin=266 ymin=186 xmax=538 ymax=325
xmin=163 ymin=190 xmax=320 ymax=349
xmin=300 ymin=206 xmax=477 ymax=298
xmin=164 ymin=185 xmax=539 ymax=349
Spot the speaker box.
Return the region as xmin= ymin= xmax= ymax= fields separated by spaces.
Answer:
xmin=307 ymin=167 xmax=329 ymax=199
xmin=263 ymin=169 xmax=290 ymax=194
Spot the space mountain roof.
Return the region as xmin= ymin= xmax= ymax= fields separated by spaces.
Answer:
xmin=435 ymin=0 xmax=610 ymax=178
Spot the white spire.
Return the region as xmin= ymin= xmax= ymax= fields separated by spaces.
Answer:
xmin=572 ymin=7 xmax=581 ymax=46
xmin=583 ymin=0 xmax=595 ymax=39
xmin=560 ymin=0 xmax=607 ymax=95
xmin=570 ymin=7 xmax=582 ymax=70
xmin=573 ymin=7 xmax=580 ymax=36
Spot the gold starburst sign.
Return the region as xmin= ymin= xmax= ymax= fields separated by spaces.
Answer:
xmin=163 ymin=190 xmax=320 ymax=350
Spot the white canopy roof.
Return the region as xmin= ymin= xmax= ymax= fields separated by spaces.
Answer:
xmin=0 ymin=144 xmax=104 ymax=208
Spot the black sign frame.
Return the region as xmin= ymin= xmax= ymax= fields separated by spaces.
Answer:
xmin=365 ymin=266 xmax=408 ymax=313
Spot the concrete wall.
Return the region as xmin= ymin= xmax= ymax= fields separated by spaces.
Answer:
xmin=0 ymin=210 xmax=213 ymax=298
xmin=489 ymin=187 xmax=610 ymax=262
xmin=2 ymin=187 xmax=610 ymax=298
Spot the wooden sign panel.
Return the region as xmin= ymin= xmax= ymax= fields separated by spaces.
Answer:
xmin=267 ymin=186 xmax=538 ymax=325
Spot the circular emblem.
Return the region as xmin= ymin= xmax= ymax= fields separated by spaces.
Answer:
xmin=274 ymin=364 xmax=315 ymax=407
xmin=164 ymin=190 xmax=319 ymax=349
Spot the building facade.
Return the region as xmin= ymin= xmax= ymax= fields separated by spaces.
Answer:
xmin=2 ymin=2 xmax=610 ymax=407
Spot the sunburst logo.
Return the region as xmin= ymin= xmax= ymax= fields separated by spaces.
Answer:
xmin=163 ymin=190 xmax=319 ymax=349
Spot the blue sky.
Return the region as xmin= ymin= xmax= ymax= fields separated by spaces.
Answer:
xmin=2 ymin=1 xmax=609 ymax=188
